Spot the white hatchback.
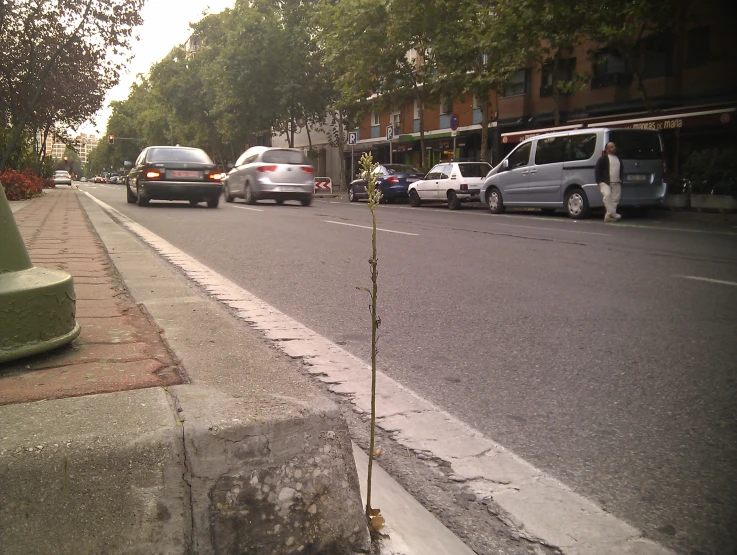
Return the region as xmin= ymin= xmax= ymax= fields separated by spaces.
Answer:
xmin=408 ymin=162 xmax=492 ymax=210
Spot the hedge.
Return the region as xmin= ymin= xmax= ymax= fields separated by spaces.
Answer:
xmin=0 ymin=168 xmax=54 ymax=201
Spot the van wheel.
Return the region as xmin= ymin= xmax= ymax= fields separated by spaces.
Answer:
xmin=565 ymin=188 xmax=590 ymax=219
xmin=448 ymin=190 xmax=461 ymax=210
xmin=409 ymin=190 xmax=421 ymax=207
xmin=487 ymin=188 xmax=505 ymax=214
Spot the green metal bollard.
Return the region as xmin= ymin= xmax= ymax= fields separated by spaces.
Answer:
xmin=0 ymin=185 xmax=80 ymax=363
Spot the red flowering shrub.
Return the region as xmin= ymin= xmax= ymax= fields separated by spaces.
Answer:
xmin=0 ymin=168 xmax=51 ymax=200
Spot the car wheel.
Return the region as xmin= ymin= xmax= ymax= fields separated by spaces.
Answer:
xmin=207 ymin=197 xmax=219 ymax=208
xmin=244 ymin=184 xmax=256 ymax=205
xmin=189 ymin=200 xmax=199 ymax=206
xmin=565 ymin=188 xmax=590 ymax=219
xmin=348 ymin=186 xmax=357 ymax=202
xmin=301 ymin=197 xmax=312 ymax=207
xmin=136 ymin=186 xmax=149 ymax=206
xmin=224 ymin=183 xmax=234 ymax=203
xmin=447 ymin=190 xmax=462 ymax=210
xmin=487 ymin=188 xmax=504 ymax=214
xmin=409 ymin=190 xmax=421 ymax=207
xmin=126 ymin=182 xmax=135 ymax=204
xmin=275 ymin=199 xmax=284 ymax=205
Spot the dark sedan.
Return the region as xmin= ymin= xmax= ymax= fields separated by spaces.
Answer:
xmin=126 ymin=146 xmax=223 ymax=208
xmin=348 ymin=164 xmax=424 ymax=203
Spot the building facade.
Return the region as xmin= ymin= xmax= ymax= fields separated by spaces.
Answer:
xmin=346 ymin=2 xmax=736 ymax=181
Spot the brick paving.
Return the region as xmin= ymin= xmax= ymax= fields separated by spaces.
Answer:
xmin=0 ymin=188 xmax=184 ymax=405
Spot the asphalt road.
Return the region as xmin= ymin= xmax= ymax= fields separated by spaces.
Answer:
xmin=81 ymin=183 xmax=737 ymax=555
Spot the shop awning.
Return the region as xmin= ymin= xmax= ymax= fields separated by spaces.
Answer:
xmin=501 ymin=106 xmax=735 ymax=144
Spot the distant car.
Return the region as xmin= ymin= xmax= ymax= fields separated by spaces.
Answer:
xmin=348 ymin=164 xmax=424 ymax=203
xmin=408 ymin=162 xmax=492 ymax=209
xmin=108 ymin=173 xmax=120 ymax=184
xmin=53 ymin=170 xmax=72 ymax=186
xmin=222 ymin=146 xmax=314 ymax=206
xmin=126 ymin=145 xmax=223 ymax=208
xmin=80 ymin=177 xmax=87 ymax=182
xmin=93 ymin=176 xmax=105 ymax=183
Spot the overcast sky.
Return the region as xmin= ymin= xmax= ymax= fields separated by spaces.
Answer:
xmin=79 ymin=0 xmax=235 ymax=136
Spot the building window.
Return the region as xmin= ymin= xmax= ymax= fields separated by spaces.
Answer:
xmin=391 ymin=111 xmax=401 ymax=132
xmin=503 ymin=69 xmax=530 ymax=97
xmin=591 ymin=51 xmax=632 ymax=88
xmin=440 ymin=97 xmax=453 ymax=115
xmin=635 ymin=34 xmax=674 ymax=78
xmin=540 ymin=58 xmax=576 ymax=97
xmin=414 ymin=99 xmax=421 ymax=120
xmin=406 ymin=48 xmax=418 ymax=69
xmin=372 ymin=112 xmax=380 ymax=126
xmin=686 ymin=26 xmax=710 ymax=68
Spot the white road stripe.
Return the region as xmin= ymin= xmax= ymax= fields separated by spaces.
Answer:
xmin=81 ymin=189 xmax=672 ymax=555
xmin=495 ymin=223 xmax=611 ymax=236
xmin=677 ymin=275 xmax=737 ymax=287
xmin=228 ymin=205 xmax=264 ymax=212
xmin=324 ymin=220 xmax=418 ymax=236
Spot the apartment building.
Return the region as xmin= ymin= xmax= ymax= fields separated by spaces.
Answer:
xmin=41 ymin=132 xmax=99 ymax=164
xmin=348 ymin=1 xmax=736 ymax=176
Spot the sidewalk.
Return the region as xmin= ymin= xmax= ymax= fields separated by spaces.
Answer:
xmin=1 ymin=190 xmax=182 ymax=404
xmin=1 ymin=188 xmax=474 ymax=555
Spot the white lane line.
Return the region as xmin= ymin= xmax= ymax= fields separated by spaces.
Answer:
xmin=82 ymin=189 xmax=673 ymax=555
xmin=677 ymin=275 xmax=737 ymax=287
xmin=228 ymin=205 xmax=264 ymax=212
xmin=495 ymin=223 xmax=611 ymax=237
xmin=324 ymin=220 xmax=418 ymax=236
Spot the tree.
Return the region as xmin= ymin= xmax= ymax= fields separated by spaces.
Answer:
xmin=588 ymin=0 xmax=680 ymax=112
xmin=434 ymin=0 xmax=536 ymax=161
xmin=0 ymin=0 xmax=144 ymax=170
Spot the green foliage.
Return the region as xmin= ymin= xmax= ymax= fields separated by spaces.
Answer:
xmin=682 ymin=148 xmax=737 ymax=197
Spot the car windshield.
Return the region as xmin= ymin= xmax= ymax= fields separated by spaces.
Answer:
xmin=383 ymin=164 xmax=420 ymax=174
xmin=262 ymin=149 xmax=307 ymax=165
xmin=458 ymin=163 xmax=492 ymax=177
xmin=55 ymin=171 xmax=69 ymax=176
xmin=608 ymin=130 xmax=662 ymax=160
xmin=146 ymin=148 xmax=213 ymax=164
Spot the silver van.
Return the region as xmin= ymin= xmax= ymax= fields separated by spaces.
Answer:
xmin=480 ymin=128 xmax=666 ymax=218
xmin=223 ymin=146 xmax=314 ymax=206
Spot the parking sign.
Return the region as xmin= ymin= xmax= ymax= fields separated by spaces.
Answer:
xmin=348 ymin=131 xmax=357 ymax=145
xmin=386 ymin=125 xmax=394 ymax=141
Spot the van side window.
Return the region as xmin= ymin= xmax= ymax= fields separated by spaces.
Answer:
xmin=535 ymin=137 xmax=567 ymax=165
xmin=508 ymin=143 xmax=531 ymax=168
xmin=567 ymin=134 xmax=597 ymax=161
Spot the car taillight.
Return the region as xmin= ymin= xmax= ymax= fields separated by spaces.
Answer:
xmin=257 ymin=165 xmax=277 ymax=172
xmin=301 ymin=166 xmax=314 ymax=174
xmin=207 ymin=172 xmax=222 ymax=181
xmin=387 ymin=176 xmax=399 ymax=184
xmin=146 ymin=170 xmax=161 ymax=179
xmin=460 ymin=183 xmax=468 ymax=190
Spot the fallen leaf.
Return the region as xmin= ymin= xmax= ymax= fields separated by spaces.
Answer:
xmin=369 ymin=515 xmax=386 ymax=532
xmin=368 ymin=508 xmax=381 ymax=517
xmin=374 ymin=448 xmax=382 ymax=457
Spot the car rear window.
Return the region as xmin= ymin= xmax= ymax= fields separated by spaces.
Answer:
xmin=384 ymin=164 xmax=420 ymax=174
xmin=146 ymin=148 xmax=213 ymax=164
xmin=262 ymin=149 xmax=307 ymax=165
xmin=458 ymin=163 xmax=492 ymax=177
xmin=608 ymin=130 xmax=662 ymax=160
xmin=55 ymin=171 xmax=69 ymax=176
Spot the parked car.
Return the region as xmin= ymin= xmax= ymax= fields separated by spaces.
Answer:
xmin=222 ymin=146 xmax=314 ymax=206
xmin=408 ymin=162 xmax=492 ymax=209
xmin=480 ymin=128 xmax=666 ymax=219
xmin=108 ymin=173 xmax=120 ymax=184
xmin=53 ymin=170 xmax=72 ymax=186
xmin=93 ymin=175 xmax=105 ymax=183
xmin=126 ymin=145 xmax=223 ymax=208
xmin=80 ymin=177 xmax=87 ymax=182
xmin=348 ymin=164 xmax=424 ymax=203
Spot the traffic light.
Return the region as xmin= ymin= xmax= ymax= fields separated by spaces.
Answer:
xmin=108 ymin=134 xmax=115 ymax=144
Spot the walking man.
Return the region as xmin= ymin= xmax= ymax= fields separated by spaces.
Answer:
xmin=595 ymin=141 xmax=623 ymax=222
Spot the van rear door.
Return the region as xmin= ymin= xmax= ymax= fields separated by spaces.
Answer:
xmin=607 ymin=130 xmax=664 ymax=204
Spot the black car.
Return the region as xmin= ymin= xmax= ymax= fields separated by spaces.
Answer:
xmin=348 ymin=164 xmax=425 ymax=203
xmin=126 ymin=146 xmax=223 ymax=208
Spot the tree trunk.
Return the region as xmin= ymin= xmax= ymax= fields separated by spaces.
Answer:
xmin=337 ymin=110 xmax=346 ymax=191
xmin=479 ymin=94 xmax=490 ymax=163
xmin=552 ymin=55 xmax=561 ymax=126
xmin=306 ymin=123 xmax=313 ymax=152
xmin=418 ymin=98 xmax=426 ymax=169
